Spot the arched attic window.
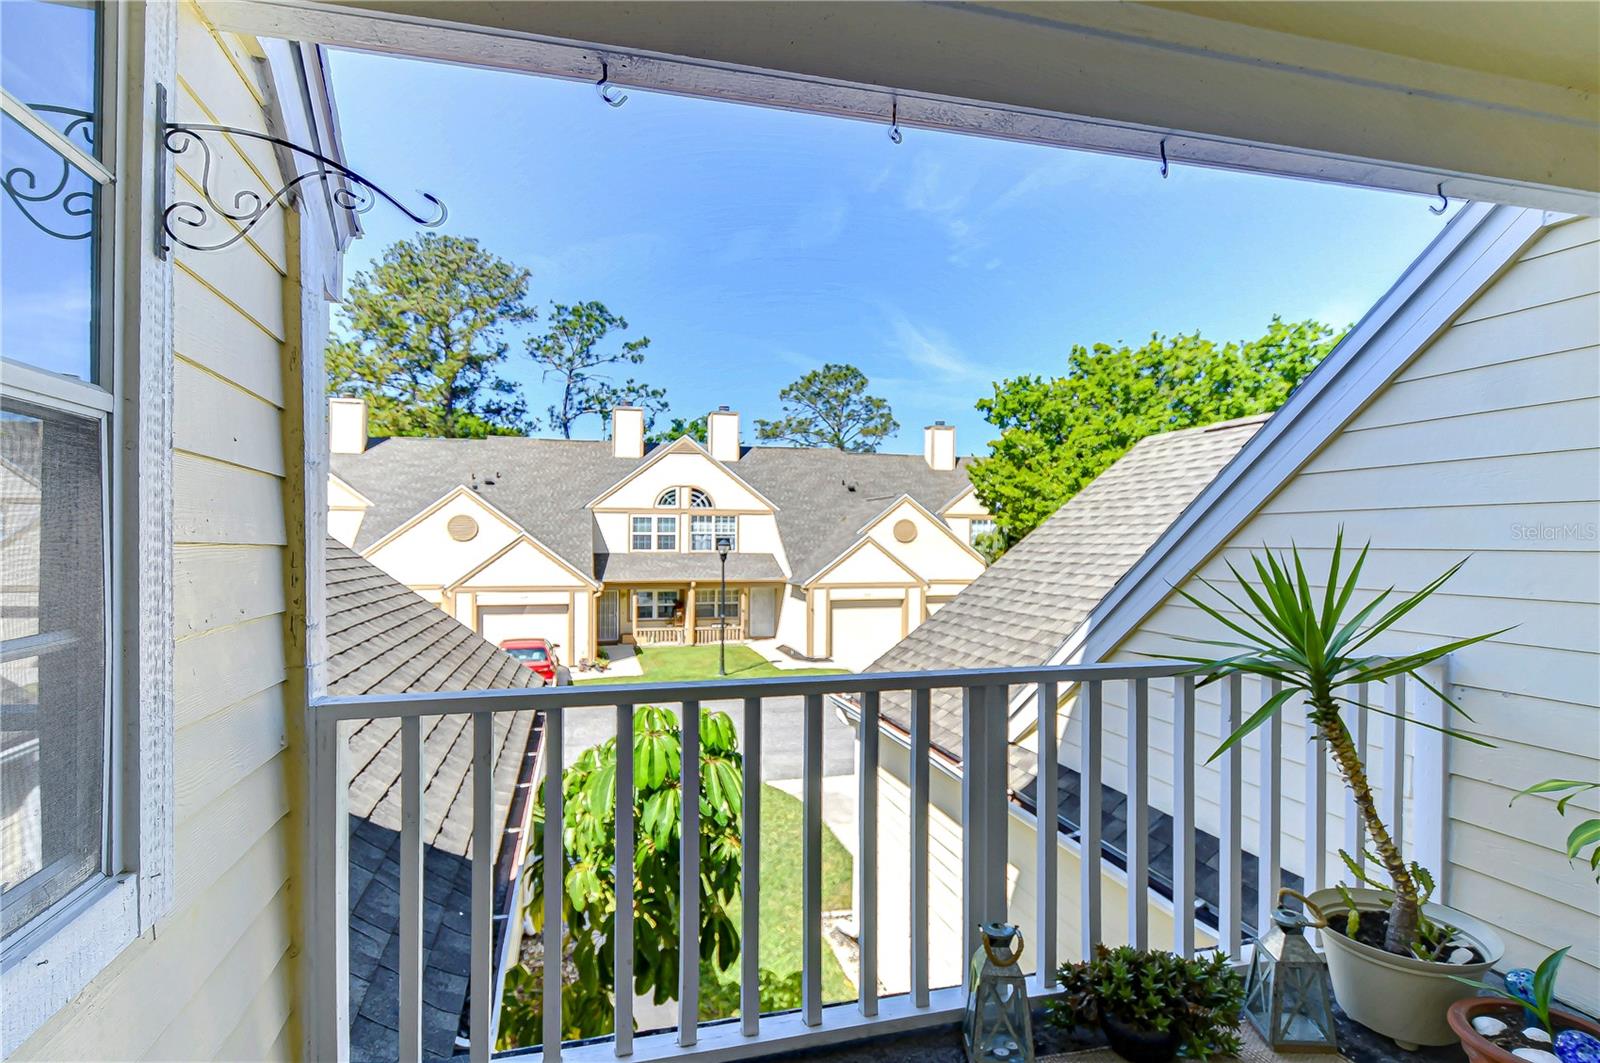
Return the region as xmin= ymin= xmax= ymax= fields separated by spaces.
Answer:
xmin=689 ymin=488 xmax=714 ymax=509
xmin=656 ymin=488 xmax=678 ymax=507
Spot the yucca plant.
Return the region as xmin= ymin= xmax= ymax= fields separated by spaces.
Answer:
xmin=1173 ymin=530 xmax=1503 ymax=956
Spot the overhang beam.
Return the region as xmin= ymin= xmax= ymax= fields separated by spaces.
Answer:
xmin=203 ymin=0 xmax=1599 ymax=213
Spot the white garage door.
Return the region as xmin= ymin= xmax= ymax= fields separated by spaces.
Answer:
xmin=828 ymin=598 xmax=904 ymax=671
xmin=478 ymin=604 xmax=569 ymax=651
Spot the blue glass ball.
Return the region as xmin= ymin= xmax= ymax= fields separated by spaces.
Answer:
xmin=1505 ymin=968 xmax=1537 ymax=1006
xmin=1554 ymin=1030 xmax=1600 ymax=1063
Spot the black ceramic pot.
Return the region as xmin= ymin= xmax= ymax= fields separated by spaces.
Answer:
xmin=1101 ymin=1013 xmax=1182 ymax=1063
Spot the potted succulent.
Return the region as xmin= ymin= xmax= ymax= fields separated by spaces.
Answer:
xmin=1175 ymin=532 xmax=1506 ymax=1048
xmin=1048 ymin=946 xmax=1244 ymax=1063
xmin=1448 ymin=948 xmax=1600 ymax=1063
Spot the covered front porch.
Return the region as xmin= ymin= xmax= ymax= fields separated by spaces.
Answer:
xmin=607 ymin=581 xmax=784 ymax=648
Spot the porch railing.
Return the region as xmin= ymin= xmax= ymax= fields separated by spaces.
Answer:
xmin=633 ymin=625 xmax=686 ymax=646
xmin=693 ymin=621 xmax=746 ymax=644
xmin=305 ymin=659 xmax=1445 ymax=1062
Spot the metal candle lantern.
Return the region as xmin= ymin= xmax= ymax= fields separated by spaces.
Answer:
xmin=1243 ymin=889 xmax=1340 ymax=1052
xmin=964 ymin=923 xmax=1035 ymax=1063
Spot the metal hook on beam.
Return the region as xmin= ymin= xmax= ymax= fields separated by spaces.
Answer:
xmin=1428 ymin=181 xmax=1448 ymax=215
xmin=888 ymin=97 xmax=903 ymax=144
xmin=1159 ymin=138 xmax=1169 ymax=179
xmin=596 ymin=58 xmax=628 ymax=108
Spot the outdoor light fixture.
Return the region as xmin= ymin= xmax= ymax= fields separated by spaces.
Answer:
xmin=716 ymin=538 xmax=732 ymax=676
xmin=1243 ymin=890 xmax=1340 ymax=1053
xmin=152 ymin=84 xmax=445 ymax=258
xmin=964 ymin=923 xmax=1034 ymax=1063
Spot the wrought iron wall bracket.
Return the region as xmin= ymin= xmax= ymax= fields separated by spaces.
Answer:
xmin=154 ymin=83 xmax=446 ymax=258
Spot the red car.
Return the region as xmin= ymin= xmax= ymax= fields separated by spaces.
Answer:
xmin=498 ymin=638 xmax=568 ymax=684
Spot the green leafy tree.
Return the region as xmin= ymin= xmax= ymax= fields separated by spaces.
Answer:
xmin=646 ymin=416 xmax=709 ymax=446
xmin=326 ymin=233 xmax=534 ymax=437
xmin=754 ymin=363 xmax=898 ymax=451
xmin=969 ymin=318 xmax=1341 ymax=547
xmin=499 ymin=706 xmax=751 ymax=1047
xmin=528 ymin=301 xmax=667 ymax=438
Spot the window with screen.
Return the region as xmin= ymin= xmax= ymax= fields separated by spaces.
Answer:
xmin=0 ymin=0 xmax=114 ymax=947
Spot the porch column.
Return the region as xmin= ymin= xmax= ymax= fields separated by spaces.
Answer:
xmin=684 ymin=582 xmax=696 ymax=645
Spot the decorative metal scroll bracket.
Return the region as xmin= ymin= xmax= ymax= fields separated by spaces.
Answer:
xmin=154 ymin=83 xmax=447 ymax=259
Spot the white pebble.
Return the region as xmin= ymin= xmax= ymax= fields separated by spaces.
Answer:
xmin=1472 ymin=1016 xmax=1508 ymax=1036
xmin=1524 ymin=1029 xmax=1552 ymax=1044
xmin=1512 ymin=1049 xmax=1560 ymax=1063
xmin=1450 ymin=947 xmax=1476 ymax=964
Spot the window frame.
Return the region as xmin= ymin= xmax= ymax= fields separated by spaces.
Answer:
xmin=1 ymin=4 xmax=176 ymax=1054
xmin=690 ymin=513 xmax=737 ymax=552
xmin=694 ymin=592 xmax=740 ymax=621
xmin=968 ymin=518 xmax=997 ymax=546
xmin=630 ymin=513 xmax=677 ymax=551
xmin=635 ymin=589 xmax=680 ymax=622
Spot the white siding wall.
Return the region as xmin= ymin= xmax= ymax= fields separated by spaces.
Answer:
xmin=1094 ymin=217 xmax=1600 ymax=1009
xmin=15 ymin=5 xmax=302 ymax=1058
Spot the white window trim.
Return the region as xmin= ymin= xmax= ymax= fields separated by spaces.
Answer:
xmin=630 ymin=513 xmax=678 ymax=551
xmin=636 ymin=589 xmax=680 ymax=621
xmin=1 ymin=4 xmax=176 ymax=1054
xmin=690 ymin=513 xmax=737 ymax=552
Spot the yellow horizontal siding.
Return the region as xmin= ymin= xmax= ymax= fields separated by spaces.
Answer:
xmin=13 ymin=4 xmax=304 ymax=1059
xmin=13 ymin=820 xmax=293 ymax=1058
xmin=1101 ymin=217 xmax=1600 ymax=1009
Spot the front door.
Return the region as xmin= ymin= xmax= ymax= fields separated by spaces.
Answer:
xmin=598 ymin=590 xmax=621 ymax=643
xmin=749 ymin=586 xmax=777 ymax=638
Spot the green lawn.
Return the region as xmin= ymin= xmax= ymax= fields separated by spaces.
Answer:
xmin=724 ymin=783 xmax=857 ymax=1005
xmin=580 ymin=643 xmax=843 ymax=685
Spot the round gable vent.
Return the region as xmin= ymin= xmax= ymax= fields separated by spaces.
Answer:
xmin=447 ymin=514 xmax=480 ymax=542
xmin=893 ymin=519 xmax=918 ymax=543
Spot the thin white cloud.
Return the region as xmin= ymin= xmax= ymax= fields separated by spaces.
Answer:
xmin=882 ymin=307 xmax=984 ymax=381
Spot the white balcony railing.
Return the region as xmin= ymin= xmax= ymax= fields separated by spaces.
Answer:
xmin=305 ymin=660 xmax=1445 ymax=1062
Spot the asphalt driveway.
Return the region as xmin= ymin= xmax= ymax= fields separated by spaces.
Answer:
xmin=555 ymin=694 xmax=858 ymax=780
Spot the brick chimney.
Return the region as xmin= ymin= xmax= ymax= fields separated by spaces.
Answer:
xmin=707 ymin=406 xmax=740 ymax=462
xmin=329 ymin=397 xmax=368 ymax=455
xmin=612 ymin=406 xmax=645 ymax=459
xmin=924 ymin=421 xmax=956 ymax=471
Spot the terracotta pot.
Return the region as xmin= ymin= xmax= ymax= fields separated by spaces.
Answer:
xmin=1309 ymin=887 xmax=1506 ymax=1049
xmin=1448 ymin=999 xmax=1600 ymax=1063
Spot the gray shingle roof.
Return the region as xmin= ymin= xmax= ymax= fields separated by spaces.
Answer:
xmin=870 ymin=415 xmax=1267 ymax=756
xmin=332 ymin=439 xmax=975 ymax=585
xmin=326 ymin=539 xmax=542 ymax=1060
xmin=593 ymin=551 xmax=786 ymax=582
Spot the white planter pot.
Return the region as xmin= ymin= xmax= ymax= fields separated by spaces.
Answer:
xmin=1309 ymin=887 xmax=1506 ymax=1049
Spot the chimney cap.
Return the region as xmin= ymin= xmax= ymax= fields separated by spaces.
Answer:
xmin=717 ymin=405 xmax=731 ymax=412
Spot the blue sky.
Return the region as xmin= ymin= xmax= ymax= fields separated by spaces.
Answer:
xmin=328 ymin=50 xmax=1459 ymax=454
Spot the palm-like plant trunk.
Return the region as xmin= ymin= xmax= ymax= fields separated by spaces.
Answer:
xmin=1308 ymin=685 xmax=1420 ymax=954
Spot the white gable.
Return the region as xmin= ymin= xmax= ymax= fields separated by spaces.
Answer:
xmin=862 ymin=498 xmax=985 ymax=583
xmin=454 ymin=536 xmax=592 ymax=590
xmin=366 ymin=487 xmax=521 ymax=588
xmin=812 ymin=538 xmax=920 ymax=587
xmin=589 ymin=438 xmax=775 ymax=512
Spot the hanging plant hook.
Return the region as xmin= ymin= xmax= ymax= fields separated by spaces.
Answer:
xmin=1428 ymin=181 xmax=1449 ymax=215
xmin=888 ymin=96 xmax=903 ymax=145
xmin=596 ymin=58 xmax=628 ymax=108
xmin=1159 ymin=137 xmax=1170 ymax=179
xmin=153 ymin=83 xmax=446 ymax=258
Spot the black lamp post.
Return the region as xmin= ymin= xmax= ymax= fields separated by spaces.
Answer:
xmin=716 ymin=538 xmax=731 ymax=676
